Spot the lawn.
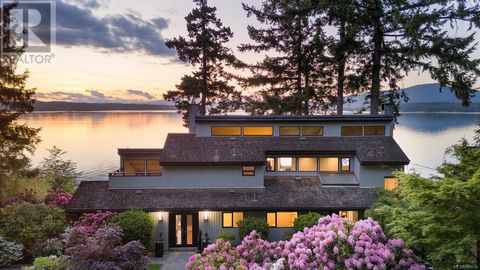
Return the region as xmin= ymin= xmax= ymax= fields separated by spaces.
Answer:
xmin=148 ymin=264 xmax=162 ymax=270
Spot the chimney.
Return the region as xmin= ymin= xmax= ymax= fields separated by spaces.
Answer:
xmin=382 ymin=103 xmax=394 ymax=116
xmin=188 ymin=104 xmax=200 ymax=133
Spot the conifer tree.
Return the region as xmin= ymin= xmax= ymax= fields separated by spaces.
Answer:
xmin=164 ymin=0 xmax=240 ymax=124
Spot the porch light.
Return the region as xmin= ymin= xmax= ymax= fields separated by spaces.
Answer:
xmin=204 ymin=211 xmax=209 ymax=221
xmin=158 ymin=212 xmax=163 ymax=222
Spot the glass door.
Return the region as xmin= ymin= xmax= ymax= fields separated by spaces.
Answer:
xmin=169 ymin=212 xmax=198 ymax=247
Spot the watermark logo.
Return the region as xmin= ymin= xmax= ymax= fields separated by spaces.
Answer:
xmin=1 ymin=0 xmax=55 ymax=64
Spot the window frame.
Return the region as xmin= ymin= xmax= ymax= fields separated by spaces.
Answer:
xmin=243 ymin=126 xmax=273 ymax=136
xmin=266 ymin=157 xmax=276 ymax=172
xmin=123 ymin=159 xmax=146 ymax=175
xmin=242 ymin=165 xmax=255 ymax=176
xmin=340 ymin=157 xmax=351 ymax=172
xmin=341 ymin=126 xmax=363 ymax=136
xmin=211 ymin=126 xmax=242 ymax=136
xmin=222 ymin=212 xmax=243 ymax=228
xmin=364 ymin=125 xmax=386 ymax=136
xmin=279 ymin=126 xmax=301 ymax=136
xmin=298 ymin=157 xmax=318 ymax=172
xmin=266 ymin=211 xmax=298 ymax=228
xmin=302 ymin=126 xmax=324 ymax=136
xmin=384 ymin=176 xmax=399 ymax=191
xmin=277 ymin=157 xmax=297 ymax=172
xmin=319 ymin=157 xmax=340 ymax=172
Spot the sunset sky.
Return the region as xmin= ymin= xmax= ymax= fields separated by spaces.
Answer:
xmin=21 ymin=0 xmax=480 ymax=103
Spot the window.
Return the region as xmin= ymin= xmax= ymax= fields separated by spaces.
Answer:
xmin=384 ymin=177 xmax=399 ymax=191
xmin=319 ymin=157 xmax=339 ymax=172
xmin=299 ymin=157 xmax=318 ymax=172
xmin=242 ymin=166 xmax=255 ymax=176
xmin=364 ymin=126 xmax=386 ymax=136
xmin=341 ymin=158 xmax=350 ymax=172
xmin=277 ymin=157 xmax=297 ymax=172
xmin=243 ymin=126 xmax=273 ymax=136
xmin=211 ymin=126 xmax=241 ymax=136
xmin=339 ymin=211 xmax=358 ymax=222
xmin=341 ymin=126 xmax=363 ymax=136
xmin=222 ymin=212 xmax=243 ymax=228
xmin=302 ymin=126 xmax=323 ymax=136
xmin=266 ymin=157 xmax=275 ymax=172
xmin=280 ymin=126 xmax=300 ymax=136
xmin=124 ymin=160 xmax=145 ymax=175
xmin=146 ymin=160 xmax=162 ymax=175
xmin=267 ymin=212 xmax=276 ymax=227
xmin=277 ymin=212 xmax=298 ymax=227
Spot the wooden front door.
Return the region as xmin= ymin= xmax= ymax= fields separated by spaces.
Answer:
xmin=169 ymin=212 xmax=198 ymax=247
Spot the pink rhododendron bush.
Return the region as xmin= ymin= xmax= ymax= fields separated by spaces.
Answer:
xmin=187 ymin=214 xmax=425 ymax=270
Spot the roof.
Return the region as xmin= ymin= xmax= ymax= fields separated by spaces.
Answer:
xmin=160 ymin=134 xmax=409 ymax=165
xmin=66 ymin=177 xmax=378 ymax=213
xmin=118 ymin=148 xmax=163 ymax=155
xmin=195 ymin=114 xmax=394 ymax=122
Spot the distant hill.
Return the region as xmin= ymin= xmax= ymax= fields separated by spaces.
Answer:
xmin=345 ymin=83 xmax=480 ymax=112
xmin=34 ymin=101 xmax=176 ymax=111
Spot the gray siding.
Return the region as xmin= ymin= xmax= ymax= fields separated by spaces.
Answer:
xmin=109 ymin=165 xmax=264 ymax=189
xmin=359 ymin=164 xmax=403 ymax=187
xmin=150 ymin=212 xmax=169 ymax=248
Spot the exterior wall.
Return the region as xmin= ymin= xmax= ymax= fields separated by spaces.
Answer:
xmin=358 ymin=163 xmax=404 ymax=187
xmin=150 ymin=212 xmax=169 ymax=248
xmin=109 ymin=165 xmax=265 ymax=189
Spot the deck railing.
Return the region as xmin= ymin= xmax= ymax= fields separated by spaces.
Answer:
xmin=109 ymin=171 xmax=162 ymax=177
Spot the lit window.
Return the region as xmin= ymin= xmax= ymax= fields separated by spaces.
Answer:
xmin=299 ymin=157 xmax=318 ymax=172
xmin=341 ymin=158 xmax=350 ymax=172
xmin=267 ymin=212 xmax=276 ymax=227
xmin=222 ymin=212 xmax=243 ymax=228
xmin=339 ymin=211 xmax=358 ymax=222
xmin=146 ymin=160 xmax=162 ymax=175
xmin=384 ymin=177 xmax=399 ymax=191
xmin=242 ymin=166 xmax=255 ymax=176
xmin=319 ymin=157 xmax=339 ymax=172
xmin=280 ymin=126 xmax=300 ymax=136
xmin=124 ymin=160 xmax=145 ymax=175
xmin=341 ymin=126 xmax=363 ymax=136
xmin=211 ymin=126 xmax=241 ymax=136
xmin=266 ymin=157 xmax=275 ymax=172
xmin=243 ymin=126 xmax=273 ymax=136
xmin=277 ymin=157 xmax=297 ymax=172
xmin=302 ymin=126 xmax=323 ymax=136
xmin=364 ymin=126 xmax=385 ymax=136
xmin=277 ymin=212 xmax=298 ymax=227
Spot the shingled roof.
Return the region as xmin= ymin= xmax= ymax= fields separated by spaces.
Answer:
xmin=67 ymin=177 xmax=378 ymax=213
xmin=160 ymin=134 xmax=409 ymax=165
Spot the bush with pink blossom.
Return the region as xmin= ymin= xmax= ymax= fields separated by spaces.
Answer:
xmin=73 ymin=211 xmax=117 ymax=236
xmin=44 ymin=189 xmax=72 ymax=208
xmin=187 ymin=214 xmax=425 ymax=270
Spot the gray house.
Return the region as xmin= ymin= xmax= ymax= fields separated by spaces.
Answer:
xmin=67 ymin=105 xmax=408 ymax=248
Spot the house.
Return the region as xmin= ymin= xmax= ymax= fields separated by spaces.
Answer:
xmin=67 ymin=104 xmax=409 ymax=248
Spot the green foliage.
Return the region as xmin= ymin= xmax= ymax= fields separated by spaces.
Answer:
xmin=0 ymin=236 xmax=23 ymax=267
xmin=293 ymin=212 xmax=322 ymax=232
xmin=217 ymin=231 xmax=235 ymax=243
xmin=32 ymin=256 xmax=68 ymax=270
xmin=0 ymin=203 xmax=67 ymax=256
xmin=109 ymin=209 xmax=155 ymax=248
xmin=237 ymin=216 xmax=268 ymax=240
xmin=39 ymin=146 xmax=79 ymax=192
xmin=0 ymin=177 xmax=50 ymax=203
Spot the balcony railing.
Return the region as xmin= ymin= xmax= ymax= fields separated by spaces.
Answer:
xmin=109 ymin=170 xmax=162 ymax=177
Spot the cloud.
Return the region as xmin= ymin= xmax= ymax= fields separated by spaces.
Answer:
xmin=126 ymin=89 xmax=155 ymax=100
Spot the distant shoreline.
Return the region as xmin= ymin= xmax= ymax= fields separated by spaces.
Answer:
xmin=33 ymin=101 xmax=176 ymax=111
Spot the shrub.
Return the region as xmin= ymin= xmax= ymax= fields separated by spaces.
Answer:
xmin=293 ymin=211 xmax=321 ymax=232
xmin=187 ymin=240 xmax=245 ymax=270
xmin=0 ymin=236 xmax=23 ymax=267
xmin=237 ymin=216 xmax=269 ymax=239
xmin=44 ymin=189 xmax=72 ymax=209
xmin=31 ymin=236 xmax=67 ymax=258
xmin=109 ymin=209 xmax=154 ymax=248
xmin=216 ymin=231 xmax=235 ymax=243
xmin=1 ymin=189 xmax=38 ymax=207
xmin=32 ymin=256 xmax=68 ymax=270
xmin=73 ymin=211 xmax=117 ymax=236
xmin=65 ymin=225 xmax=148 ymax=270
xmin=0 ymin=202 xmax=67 ymax=256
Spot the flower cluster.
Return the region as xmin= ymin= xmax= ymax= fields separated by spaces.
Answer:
xmin=44 ymin=188 xmax=73 ymax=208
xmin=73 ymin=211 xmax=117 ymax=236
xmin=1 ymin=189 xmax=38 ymax=207
xmin=187 ymin=215 xmax=425 ymax=270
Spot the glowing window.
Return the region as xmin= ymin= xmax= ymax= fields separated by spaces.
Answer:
xmin=277 ymin=157 xmax=297 ymax=172
xmin=222 ymin=212 xmax=243 ymax=228
xmin=242 ymin=166 xmax=255 ymax=176
xmin=277 ymin=212 xmax=298 ymax=227
xmin=124 ymin=160 xmax=145 ymax=175
xmin=302 ymin=126 xmax=323 ymax=136
xmin=341 ymin=158 xmax=350 ymax=172
xmin=280 ymin=126 xmax=300 ymax=136
xmin=384 ymin=177 xmax=399 ymax=191
xmin=146 ymin=160 xmax=162 ymax=174
xmin=339 ymin=211 xmax=358 ymax=222
xmin=233 ymin=212 xmax=244 ymax=227
xmin=267 ymin=212 xmax=276 ymax=227
xmin=243 ymin=126 xmax=273 ymax=136
xmin=341 ymin=126 xmax=363 ymax=136
xmin=364 ymin=126 xmax=385 ymax=136
xmin=266 ymin=157 xmax=275 ymax=172
xmin=211 ymin=126 xmax=241 ymax=136
xmin=299 ymin=157 xmax=318 ymax=172
xmin=319 ymin=157 xmax=339 ymax=172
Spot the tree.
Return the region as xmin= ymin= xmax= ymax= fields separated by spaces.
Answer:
xmin=240 ymin=0 xmax=334 ymax=115
xmin=164 ymin=0 xmax=241 ymax=125
xmin=39 ymin=146 xmax=79 ymax=192
xmin=0 ymin=2 xmax=40 ymax=196
xmin=293 ymin=211 xmax=321 ymax=232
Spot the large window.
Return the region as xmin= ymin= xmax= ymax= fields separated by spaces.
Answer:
xmin=242 ymin=166 xmax=255 ymax=176
xmin=302 ymin=126 xmax=323 ymax=136
xmin=341 ymin=158 xmax=350 ymax=172
xmin=222 ymin=212 xmax=244 ymax=228
xmin=146 ymin=160 xmax=162 ymax=175
xmin=124 ymin=160 xmax=145 ymax=175
xmin=279 ymin=126 xmax=300 ymax=136
xmin=277 ymin=157 xmax=297 ymax=172
xmin=267 ymin=212 xmax=298 ymax=227
xmin=341 ymin=126 xmax=363 ymax=136
xmin=364 ymin=126 xmax=386 ymax=136
xmin=243 ymin=126 xmax=273 ymax=136
xmin=299 ymin=157 xmax=318 ymax=172
xmin=319 ymin=157 xmax=339 ymax=172
xmin=384 ymin=177 xmax=399 ymax=191
xmin=339 ymin=211 xmax=358 ymax=222
xmin=266 ymin=157 xmax=275 ymax=172
xmin=211 ymin=126 xmax=241 ymax=136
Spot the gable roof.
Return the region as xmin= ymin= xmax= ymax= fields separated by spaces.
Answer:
xmin=161 ymin=133 xmax=409 ymax=165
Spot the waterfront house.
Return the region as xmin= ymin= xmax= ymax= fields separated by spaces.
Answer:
xmin=67 ymin=104 xmax=408 ymax=248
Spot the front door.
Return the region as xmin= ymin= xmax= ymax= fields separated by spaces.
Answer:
xmin=169 ymin=212 xmax=198 ymax=247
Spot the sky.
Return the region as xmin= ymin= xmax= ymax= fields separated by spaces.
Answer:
xmin=17 ymin=0 xmax=480 ymax=103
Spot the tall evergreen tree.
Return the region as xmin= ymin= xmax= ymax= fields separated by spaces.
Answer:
xmin=164 ymin=0 xmax=240 ymax=124
xmin=0 ymin=3 xmax=40 ymax=193
xmin=240 ymin=0 xmax=334 ymax=115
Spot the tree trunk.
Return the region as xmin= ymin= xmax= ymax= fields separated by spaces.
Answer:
xmin=370 ymin=0 xmax=383 ymax=115
xmin=336 ymin=19 xmax=346 ymax=115
xmin=201 ymin=50 xmax=207 ymax=116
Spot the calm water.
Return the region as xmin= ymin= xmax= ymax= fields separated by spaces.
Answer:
xmin=21 ymin=111 xmax=480 ymax=180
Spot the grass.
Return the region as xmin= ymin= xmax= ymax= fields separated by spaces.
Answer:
xmin=148 ymin=264 xmax=162 ymax=270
